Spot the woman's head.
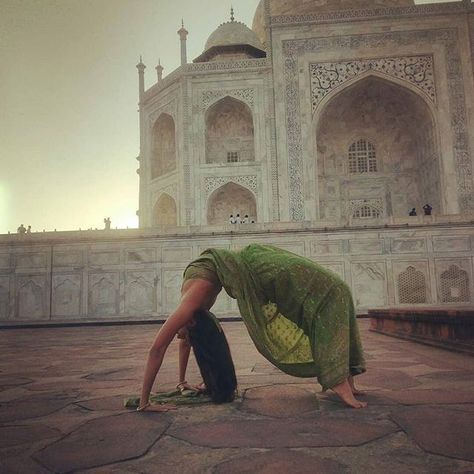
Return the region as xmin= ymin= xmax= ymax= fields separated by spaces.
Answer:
xmin=187 ymin=309 xmax=237 ymax=403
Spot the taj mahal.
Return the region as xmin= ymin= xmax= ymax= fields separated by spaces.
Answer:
xmin=1 ymin=0 xmax=474 ymax=323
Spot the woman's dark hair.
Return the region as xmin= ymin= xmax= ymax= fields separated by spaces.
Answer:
xmin=188 ymin=309 xmax=237 ymax=403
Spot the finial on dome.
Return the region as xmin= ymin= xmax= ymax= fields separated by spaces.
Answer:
xmin=230 ymin=6 xmax=235 ymax=22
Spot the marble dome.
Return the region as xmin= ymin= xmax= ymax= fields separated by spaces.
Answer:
xmin=205 ymin=19 xmax=264 ymax=52
xmin=252 ymin=0 xmax=415 ymax=44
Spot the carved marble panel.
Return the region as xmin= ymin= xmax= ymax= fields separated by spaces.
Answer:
xmin=0 ymin=276 xmax=10 ymax=320
xmin=349 ymin=240 xmax=383 ymax=255
xmin=16 ymin=277 xmax=46 ymax=320
xmin=310 ymin=55 xmax=435 ymax=112
xmin=204 ymin=176 xmax=258 ymax=198
xmin=311 ymin=240 xmax=343 ymax=256
xmin=201 ymin=88 xmax=255 ymax=110
xmin=432 ymin=237 xmax=471 ymax=252
xmin=163 ymin=269 xmax=185 ymax=313
xmin=15 ymin=253 xmax=47 ymax=268
xmin=272 ymin=242 xmax=305 ymax=256
xmin=391 ymin=238 xmax=427 ymax=254
xmin=125 ymin=272 xmax=156 ymax=315
xmin=54 ymin=251 xmax=83 ymax=266
xmin=351 ymin=262 xmax=387 ymax=307
xmin=126 ymin=249 xmax=156 ymax=264
xmin=0 ymin=254 xmax=11 ymax=269
xmin=162 ymin=247 xmax=192 ymax=263
xmin=89 ymin=251 xmax=121 ymax=266
xmin=52 ymin=275 xmax=81 ymax=317
xmin=88 ymin=273 xmax=119 ymax=316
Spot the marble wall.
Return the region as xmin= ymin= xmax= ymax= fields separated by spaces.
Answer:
xmin=0 ymin=221 xmax=473 ymax=323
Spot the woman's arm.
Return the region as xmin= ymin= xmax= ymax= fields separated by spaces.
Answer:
xmin=138 ymin=279 xmax=218 ymax=410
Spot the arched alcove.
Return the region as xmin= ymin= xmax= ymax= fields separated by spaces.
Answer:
xmin=152 ymin=194 xmax=177 ymax=227
xmin=207 ymin=182 xmax=257 ymax=225
xmin=205 ymin=97 xmax=255 ymax=164
xmin=151 ymin=114 xmax=176 ymax=179
xmin=315 ymin=75 xmax=440 ymax=222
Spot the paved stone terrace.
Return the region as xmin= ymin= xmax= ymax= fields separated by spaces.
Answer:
xmin=0 ymin=320 xmax=473 ymax=474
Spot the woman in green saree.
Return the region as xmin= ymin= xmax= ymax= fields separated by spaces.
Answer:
xmin=138 ymin=244 xmax=367 ymax=411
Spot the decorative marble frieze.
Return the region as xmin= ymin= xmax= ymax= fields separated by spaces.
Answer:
xmin=186 ymin=58 xmax=268 ymax=73
xmin=270 ymin=2 xmax=468 ymax=26
xmin=204 ymin=175 xmax=258 ymax=197
xmin=310 ymin=55 xmax=435 ymax=112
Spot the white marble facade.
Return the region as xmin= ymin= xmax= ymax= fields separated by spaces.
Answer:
xmin=0 ymin=220 xmax=473 ymax=322
xmin=138 ymin=0 xmax=474 ymax=229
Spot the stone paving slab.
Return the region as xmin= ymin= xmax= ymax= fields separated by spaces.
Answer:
xmin=170 ymin=416 xmax=398 ymax=448
xmin=0 ymin=320 xmax=473 ymax=473
xmin=34 ymin=412 xmax=170 ymax=473
xmin=392 ymin=406 xmax=474 ymax=461
xmin=214 ymin=449 xmax=347 ymax=474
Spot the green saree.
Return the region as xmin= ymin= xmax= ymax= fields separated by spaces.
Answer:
xmin=183 ymin=244 xmax=365 ymax=390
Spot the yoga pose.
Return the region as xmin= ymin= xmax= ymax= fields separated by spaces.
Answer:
xmin=138 ymin=244 xmax=367 ymax=411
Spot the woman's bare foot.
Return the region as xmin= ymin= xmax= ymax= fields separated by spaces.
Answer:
xmin=348 ymin=375 xmax=364 ymax=396
xmin=331 ymin=379 xmax=367 ymax=409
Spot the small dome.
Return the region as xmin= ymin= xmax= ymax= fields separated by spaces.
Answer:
xmin=253 ymin=0 xmax=415 ymax=45
xmin=205 ymin=19 xmax=264 ymax=52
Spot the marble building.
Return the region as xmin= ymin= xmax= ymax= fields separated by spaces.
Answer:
xmin=1 ymin=0 xmax=474 ymax=323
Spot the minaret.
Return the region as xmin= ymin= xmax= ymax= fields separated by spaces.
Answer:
xmin=136 ymin=56 xmax=146 ymax=101
xmin=136 ymin=56 xmax=146 ymax=227
xmin=177 ymin=20 xmax=188 ymax=66
xmin=155 ymin=59 xmax=164 ymax=82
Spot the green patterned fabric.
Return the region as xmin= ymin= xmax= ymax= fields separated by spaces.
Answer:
xmin=184 ymin=244 xmax=365 ymax=390
xmin=124 ymin=390 xmax=212 ymax=409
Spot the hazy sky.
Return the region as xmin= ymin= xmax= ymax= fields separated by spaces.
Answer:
xmin=0 ymin=0 xmax=452 ymax=234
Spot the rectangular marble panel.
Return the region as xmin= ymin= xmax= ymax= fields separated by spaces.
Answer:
xmin=311 ymin=240 xmax=343 ymax=256
xmin=125 ymin=271 xmax=156 ymax=315
xmin=391 ymin=238 xmax=427 ymax=254
xmin=351 ymin=262 xmax=387 ymax=307
xmin=198 ymin=244 xmax=230 ymax=254
xmin=89 ymin=251 xmax=121 ymax=266
xmin=0 ymin=276 xmax=10 ymax=320
xmin=162 ymin=247 xmax=192 ymax=263
xmin=162 ymin=269 xmax=185 ymax=313
xmin=126 ymin=249 xmax=156 ymax=264
xmin=349 ymin=240 xmax=383 ymax=255
xmin=15 ymin=276 xmax=47 ymax=320
xmin=52 ymin=274 xmax=82 ymax=318
xmin=0 ymin=254 xmax=11 ymax=269
xmin=88 ymin=273 xmax=119 ymax=316
xmin=15 ymin=253 xmax=47 ymax=268
xmin=320 ymin=262 xmax=345 ymax=280
xmin=54 ymin=251 xmax=83 ymax=266
xmin=433 ymin=237 xmax=471 ymax=252
xmin=271 ymin=242 xmax=305 ymax=256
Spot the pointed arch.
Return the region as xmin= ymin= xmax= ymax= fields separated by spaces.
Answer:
xmin=314 ymin=73 xmax=441 ymax=222
xmin=152 ymin=193 xmax=177 ymax=227
xmin=207 ymin=182 xmax=257 ymax=225
xmin=205 ymin=96 xmax=255 ymax=164
xmin=151 ymin=113 xmax=176 ymax=179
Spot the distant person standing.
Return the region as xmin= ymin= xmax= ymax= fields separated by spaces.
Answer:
xmin=17 ymin=224 xmax=27 ymax=234
xmin=235 ymin=214 xmax=241 ymax=224
xmin=104 ymin=218 xmax=111 ymax=230
xmin=26 ymin=225 xmax=31 ymax=234
xmin=242 ymin=215 xmax=249 ymax=224
xmin=409 ymin=208 xmax=417 ymax=216
xmin=423 ymin=204 xmax=433 ymax=216
xmin=229 ymin=215 xmax=236 ymax=224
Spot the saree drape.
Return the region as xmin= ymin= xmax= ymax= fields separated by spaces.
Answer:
xmin=183 ymin=244 xmax=365 ymax=390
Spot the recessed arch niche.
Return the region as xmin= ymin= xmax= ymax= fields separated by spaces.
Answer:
xmin=315 ymin=75 xmax=440 ymax=221
xmin=207 ymin=182 xmax=257 ymax=225
xmin=205 ymin=97 xmax=255 ymax=164
xmin=152 ymin=194 xmax=177 ymax=227
xmin=151 ymin=114 xmax=176 ymax=179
